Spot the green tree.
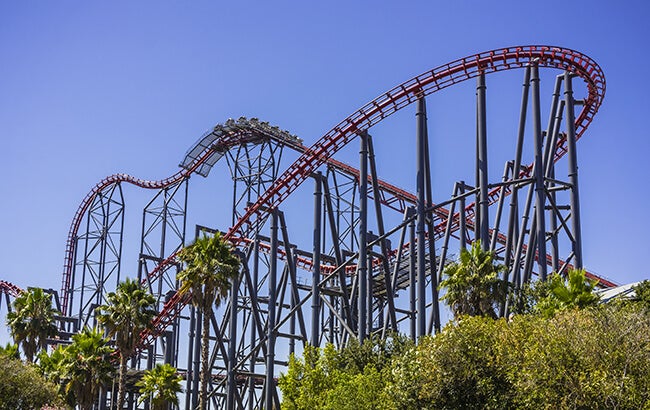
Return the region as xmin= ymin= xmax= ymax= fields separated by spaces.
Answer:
xmin=62 ymin=328 xmax=115 ymax=410
xmin=177 ymin=232 xmax=241 ymax=410
xmin=505 ymin=305 xmax=650 ymax=409
xmin=38 ymin=345 xmax=70 ymax=403
xmin=440 ymin=241 xmax=507 ymax=319
xmin=633 ymin=280 xmax=650 ymax=310
xmin=279 ymin=336 xmax=412 ymax=410
xmin=96 ymin=278 xmax=157 ymax=410
xmin=281 ymin=305 xmax=650 ymax=410
xmin=136 ymin=363 xmax=183 ymax=410
xmin=535 ymin=268 xmax=600 ymax=317
xmin=0 ymin=342 xmax=20 ymax=360
xmin=0 ymin=351 xmax=63 ymax=409
xmin=385 ymin=305 xmax=650 ymax=409
xmin=6 ymin=287 xmax=59 ymax=362
xmin=387 ymin=319 xmax=514 ymax=410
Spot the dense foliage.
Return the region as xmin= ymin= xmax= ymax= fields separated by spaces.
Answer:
xmin=281 ymin=263 xmax=650 ymax=410
xmin=0 ymin=348 xmax=63 ymax=409
xmin=280 ymin=304 xmax=650 ymax=409
xmin=278 ymin=336 xmax=412 ymax=410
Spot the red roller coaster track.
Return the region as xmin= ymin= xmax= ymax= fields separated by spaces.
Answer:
xmin=225 ymin=45 xmax=604 ymax=245
xmin=0 ymin=280 xmax=23 ymax=298
xmin=62 ymin=45 xmax=607 ymax=349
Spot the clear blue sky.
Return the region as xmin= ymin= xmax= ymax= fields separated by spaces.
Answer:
xmin=1 ymin=1 xmax=648 ymax=314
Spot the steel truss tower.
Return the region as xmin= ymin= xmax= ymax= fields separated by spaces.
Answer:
xmin=54 ymin=46 xmax=616 ymax=409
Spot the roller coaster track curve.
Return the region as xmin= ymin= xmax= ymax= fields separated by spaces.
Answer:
xmin=138 ymin=45 xmax=606 ymax=348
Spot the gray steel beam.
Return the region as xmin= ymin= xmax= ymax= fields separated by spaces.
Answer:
xmin=226 ymin=266 xmax=239 ymax=410
xmin=264 ymin=209 xmax=278 ymax=410
xmin=321 ymin=177 xmax=352 ymax=326
xmin=416 ymin=97 xmax=427 ymax=338
xmin=248 ymin=237 xmax=260 ymax=410
xmin=311 ymin=173 xmax=323 ymax=347
xmin=367 ymin=134 xmax=398 ymax=333
xmin=422 ymin=115 xmax=441 ymax=334
xmin=477 ymin=72 xmax=490 ymax=249
xmin=531 ymin=63 xmax=548 ymax=280
xmin=564 ymin=71 xmax=583 ymax=269
xmin=358 ymin=131 xmax=369 ymax=342
xmin=409 ymin=215 xmax=416 ymax=341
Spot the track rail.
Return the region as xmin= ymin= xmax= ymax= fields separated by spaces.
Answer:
xmin=0 ymin=280 xmax=23 ymax=298
xmin=60 ymin=122 xmax=299 ymax=316
xmin=137 ymin=45 xmax=606 ymax=348
xmin=60 ymin=118 xmax=427 ymax=317
xmin=226 ymin=45 xmax=604 ymax=244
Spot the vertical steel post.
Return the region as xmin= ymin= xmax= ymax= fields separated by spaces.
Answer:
xmin=490 ymin=162 xmax=512 ymax=254
xmin=504 ymin=66 xmax=531 ymax=267
xmin=226 ymin=271 xmax=239 ymax=410
xmin=312 ymin=173 xmax=323 ymax=347
xmin=265 ymin=209 xmax=278 ymax=410
xmin=543 ymin=76 xmax=563 ymax=273
xmin=367 ymin=251 xmax=373 ymax=335
xmin=367 ymin=135 xmax=398 ymax=332
xmin=459 ymin=182 xmax=467 ymax=250
xmin=322 ymin=178 xmax=352 ymax=324
xmin=531 ymin=63 xmax=548 ymax=280
xmin=358 ymin=131 xmax=369 ymax=342
xmin=248 ymin=236 xmax=260 ymax=410
xmin=416 ymin=96 xmax=427 ymax=338
xmin=477 ymin=72 xmax=490 ymax=249
xmin=564 ymin=71 xmax=583 ymax=269
xmin=502 ymin=67 xmax=531 ymax=317
xmin=422 ymin=118 xmax=440 ymax=334
xmin=409 ymin=214 xmax=416 ymax=341
xmin=437 ymin=184 xmax=459 ymax=281
xmin=548 ymin=165 xmax=559 ymax=273
xmin=191 ymin=309 xmax=201 ymax=410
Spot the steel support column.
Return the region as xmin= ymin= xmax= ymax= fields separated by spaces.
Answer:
xmin=415 ymin=97 xmax=427 ymax=338
xmin=564 ymin=71 xmax=583 ymax=269
xmin=531 ymin=63 xmax=548 ymax=280
xmin=358 ymin=131 xmax=369 ymax=342
xmin=226 ymin=267 xmax=239 ymax=410
xmin=311 ymin=173 xmax=323 ymax=346
xmin=477 ymin=72 xmax=490 ymax=249
xmin=264 ymin=209 xmax=278 ymax=410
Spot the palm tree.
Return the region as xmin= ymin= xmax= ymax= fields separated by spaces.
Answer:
xmin=38 ymin=345 xmax=70 ymax=404
xmin=136 ymin=363 xmax=183 ymax=410
xmin=96 ymin=278 xmax=157 ymax=410
xmin=177 ymin=232 xmax=241 ymax=410
xmin=440 ymin=241 xmax=507 ymax=319
xmin=536 ymin=268 xmax=600 ymax=317
xmin=63 ymin=327 xmax=115 ymax=410
xmin=6 ymin=287 xmax=59 ymax=362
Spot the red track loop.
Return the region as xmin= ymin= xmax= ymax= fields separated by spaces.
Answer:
xmin=225 ymin=45 xmax=604 ymax=245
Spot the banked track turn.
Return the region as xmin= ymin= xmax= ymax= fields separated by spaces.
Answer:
xmin=62 ymin=45 xmax=607 ymax=350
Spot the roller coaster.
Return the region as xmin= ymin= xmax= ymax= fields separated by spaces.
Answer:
xmin=1 ymin=45 xmax=617 ymax=409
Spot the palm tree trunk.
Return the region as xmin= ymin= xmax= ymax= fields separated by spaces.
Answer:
xmin=200 ymin=308 xmax=211 ymax=410
xmin=117 ymin=354 xmax=127 ymax=409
